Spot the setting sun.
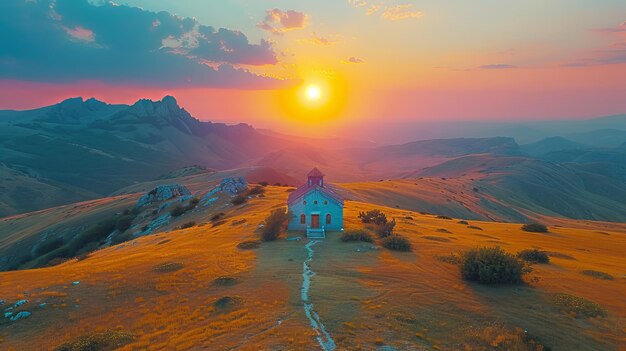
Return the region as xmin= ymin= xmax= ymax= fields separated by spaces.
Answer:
xmin=306 ymin=85 xmax=322 ymax=101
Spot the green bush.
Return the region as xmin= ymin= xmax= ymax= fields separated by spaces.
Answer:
xmin=552 ymin=293 xmax=606 ymax=318
xmin=180 ymin=221 xmax=196 ymax=229
xmin=170 ymin=205 xmax=186 ymax=217
xmin=261 ymin=208 xmax=290 ymax=241
xmin=358 ymin=210 xmax=388 ymax=225
xmin=375 ymin=219 xmax=396 ymax=238
xmin=580 ymin=270 xmax=613 ymax=280
xmin=381 ymin=235 xmax=412 ymax=251
xmin=231 ymin=194 xmax=248 ymax=206
xmin=461 ymin=247 xmax=525 ymax=284
xmin=517 ymin=249 xmax=550 ymax=264
xmin=341 ymin=230 xmax=374 ymax=243
xmin=521 ymin=223 xmax=548 ymax=233
xmin=248 ymin=185 xmax=266 ymax=196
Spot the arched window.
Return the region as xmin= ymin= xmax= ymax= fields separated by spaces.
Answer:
xmin=326 ymin=214 xmax=331 ymax=225
xmin=300 ymin=214 xmax=306 ymax=224
xmin=314 ymin=200 xmax=318 ymax=205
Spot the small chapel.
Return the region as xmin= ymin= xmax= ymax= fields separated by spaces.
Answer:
xmin=287 ymin=168 xmax=344 ymax=238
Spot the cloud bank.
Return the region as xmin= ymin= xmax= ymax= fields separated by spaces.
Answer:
xmin=0 ymin=0 xmax=284 ymax=88
xmin=257 ymin=9 xmax=308 ymax=35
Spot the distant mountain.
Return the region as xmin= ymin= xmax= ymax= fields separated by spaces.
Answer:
xmin=0 ymin=96 xmax=295 ymax=216
xmin=520 ymin=136 xmax=588 ymax=156
xmin=415 ymin=154 xmax=626 ymax=222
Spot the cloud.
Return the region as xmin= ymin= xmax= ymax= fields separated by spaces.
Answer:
xmin=0 ymin=0 xmax=283 ymax=88
xmin=479 ymin=64 xmax=518 ymax=70
xmin=595 ymin=22 xmax=626 ymax=33
xmin=348 ymin=0 xmax=368 ymax=8
xmin=299 ymin=33 xmax=335 ymax=46
xmin=342 ymin=57 xmax=365 ymax=64
xmin=381 ymin=5 xmax=423 ymax=21
xmin=257 ymin=9 xmax=308 ymax=35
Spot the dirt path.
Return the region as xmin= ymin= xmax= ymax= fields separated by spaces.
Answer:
xmin=302 ymin=240 xmax=336 ymax=351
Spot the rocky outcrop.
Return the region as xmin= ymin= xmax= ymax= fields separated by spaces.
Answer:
xmin=200 ymin=177 xmax=247 ymax=206
xmin=135 ymin=184 xmax=191 ymax=208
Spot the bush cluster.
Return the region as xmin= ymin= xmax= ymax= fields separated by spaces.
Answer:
xmin=517 ymin=249 xmax=550 ymax=264
xmin=261 ymin=208 xmax=290 ymax=241
xmin=460 ymin=247 xmax=525 ymax=284
xmin=341 ymin=230 xmax=374 ymax=243
xmin=521 ymin=223 xmax=548 ymax=233
xmin=170 ymin=197 xmax=199 ymax=217
xmin=358 ymin=209 xmax=388 ymax=225
xmin=381 ymin=235 xmax=412 ymax=251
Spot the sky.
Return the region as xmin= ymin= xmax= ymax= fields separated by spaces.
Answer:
xmin=1 ymin=0 xmax=625 ymax=137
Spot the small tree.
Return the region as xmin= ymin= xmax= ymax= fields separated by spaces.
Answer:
xmin=341 ymin=230 xmax=374 ymax=243
xmin=261 ymin=208 xmax=290 ymax=241
xmin=358 ymin=209 xmax=388 ymax=225
xmin=375 ymin=218 xmax=396 ymax=238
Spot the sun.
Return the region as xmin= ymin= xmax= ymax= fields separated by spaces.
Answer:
xmin=306 ymin=85 xmax=322 ymax=101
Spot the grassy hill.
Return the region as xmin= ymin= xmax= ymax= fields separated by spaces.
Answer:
xmin=0 ymin=186 xmax=624 ymax=350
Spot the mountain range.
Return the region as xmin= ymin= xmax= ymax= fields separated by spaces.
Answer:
xmin=1 ymin=96 xmax=626 ymax=223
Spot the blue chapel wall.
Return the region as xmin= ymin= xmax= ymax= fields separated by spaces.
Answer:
xmin=287 ymin=189 xmax=344 ymax=231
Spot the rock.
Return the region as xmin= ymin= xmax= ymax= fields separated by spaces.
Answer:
xmin=14 ymin=299 xmax=27 ymax=307
xmin=4 ymin=311 xmax=12 ymax=318
xmin=72 ymin=281 xmax=80 ymax=285
xmin=38 ymin=303 xmax=47 ymax=309
xmin=136 ymin=213 xmax=171 ymax=237
xmin=135 ymin=184 xmax=191 ymax=208
xmin=0 ymin=299 xmax=4 ymax=305
xmin=9 ymin=311 xmax=31 ymax=321
xmin=220 ymin=177 xmax=247 ymax=196
xmin=286 ymin=236 xmax=302 ymax=241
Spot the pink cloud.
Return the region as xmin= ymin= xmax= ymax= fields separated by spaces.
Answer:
xmin=258 ymin=9 xmax=308 ymax=35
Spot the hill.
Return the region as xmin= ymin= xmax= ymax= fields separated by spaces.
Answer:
xmin=0 ymin=186 xmax=624 ymax=350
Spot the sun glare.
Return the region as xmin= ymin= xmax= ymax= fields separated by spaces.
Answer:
xmin=306 ymin=85 xmax=322 ymax=101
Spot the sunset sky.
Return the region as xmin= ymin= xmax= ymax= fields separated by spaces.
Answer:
xmin=1 ymin=0 xmax=625 ymax=136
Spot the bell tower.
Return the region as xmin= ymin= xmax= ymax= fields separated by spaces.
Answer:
xmin=307 ymin=167 xmax=324 ymax=187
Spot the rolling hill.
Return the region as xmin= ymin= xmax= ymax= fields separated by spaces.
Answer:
xmin=0 ymin=186 xmax=624 ymax=350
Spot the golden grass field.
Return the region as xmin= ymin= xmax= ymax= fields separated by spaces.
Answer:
xmin=0 ymin=186 xmax=625 ymax=350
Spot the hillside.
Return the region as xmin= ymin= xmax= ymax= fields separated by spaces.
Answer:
xmin=0 ymin=97 xmax=295 ymax=216
xmin=0 ymin=187 xmax=624 ymax=350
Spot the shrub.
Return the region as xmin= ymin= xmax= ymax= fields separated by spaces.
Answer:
xmin=341 ymin=230 xmax=374 ymax=243
xmin=261 ymin=208 xmax=290 ymax=241
xmin=211 ymin=212 xmax=225 ymax=222
xmin=375 ymin=219 xmax=396 ymax=238
xmin=237 ymin=240 xmax=261 ymax=250
xmin=180 ymin=221 xmax=196 ymax=229
xmin=580 ymin=270 xmax=613 ymax=280
xmin=552 ymin=293 xmax=606 ymax=318
xmin=153 ymin=262 xmax=184 ymax=273
xmin=381 ymin=235 xmax=412 ymax=252
xmin=231 ymin=194 xmax=248 ymax=206
xmin=517 ymin=249 xmax=550 ymax=264
xmin=259 ymin=181 xmax=269 ymax=187
xmin=189 ymin=197 xmax=199 ymax=207
xmin=358 ymin=210 xmax=388 ymax=225
xmin=170 ymin=205 xmax=186 ymax=217
xmin=436 ymin=215 xmax=452 ymax=220
xmin=115 ymin=214 xmax=135 ymax=232
xmin=460 ymin=247 xmax=525 ymax=284
xmin=213 ymin=276 xmax=239 ymax=286
xmin=521 ymin=223 xmax=548 ymax=233
xmin=248 ymin=185 xmax=265 ymax=196
xmin=54 ymin=330 xmax=134 ymax=351
xmin=458 ymin=220 xmax=469 ymax=225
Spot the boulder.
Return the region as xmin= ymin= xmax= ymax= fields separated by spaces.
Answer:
xmin=220 ymin=177 xmax=247 ymax=196
xmin=135 ymin=184 xmax=191 ymax=208
xmin=9 ymin=311 xmax=31 ymax=321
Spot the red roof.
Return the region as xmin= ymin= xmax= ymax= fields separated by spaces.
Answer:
xmin=307 ymin=167 xmax=324 ymax=177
